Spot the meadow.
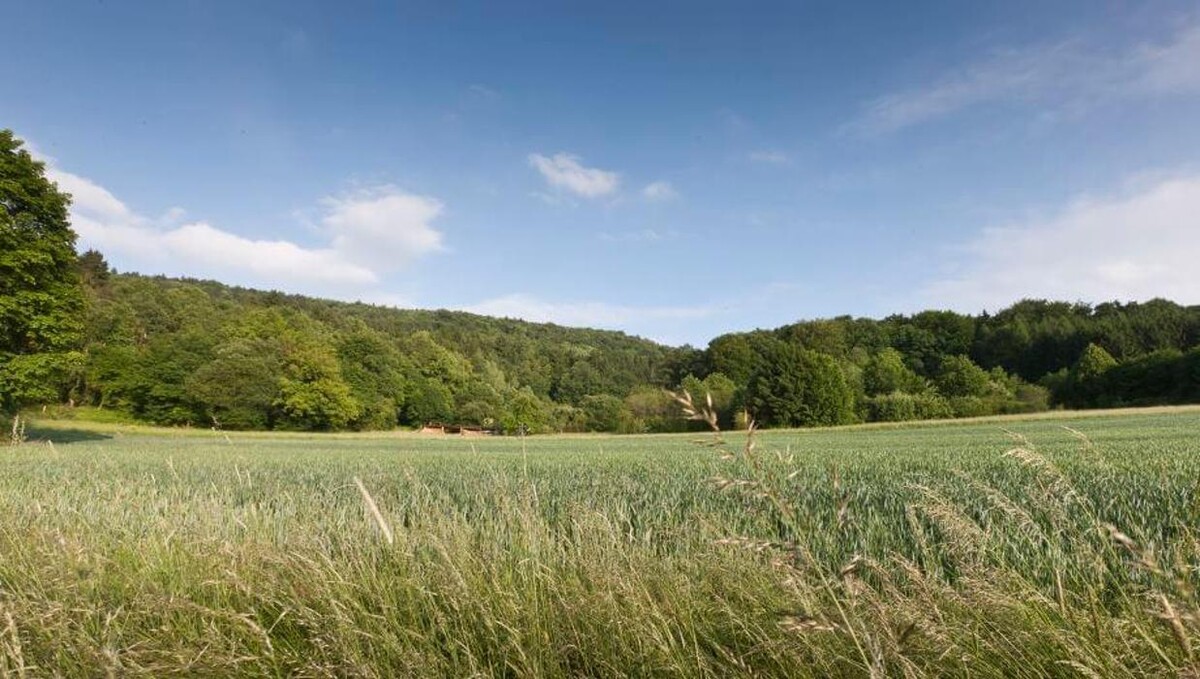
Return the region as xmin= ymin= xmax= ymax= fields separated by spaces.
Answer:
xmin=3 ymin=407 xmax=1200 ymax=677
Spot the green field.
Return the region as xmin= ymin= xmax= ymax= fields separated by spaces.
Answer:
xmin=3 ymin=408 xmax=1200 ymax=677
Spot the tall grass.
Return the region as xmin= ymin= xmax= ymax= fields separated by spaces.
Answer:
xmin=0 ymin=410 xmax=1197 ymax=676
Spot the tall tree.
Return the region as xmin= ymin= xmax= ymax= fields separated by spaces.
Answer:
xmin=747 ymin=342 xmax=856 ymax=427
xmin=862 ymin=348 xmax=925 ymax=396
xmin=0 ymin=130 xmax=83 ymax=412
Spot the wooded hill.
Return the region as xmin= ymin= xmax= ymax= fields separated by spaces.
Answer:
xmin=67 ymin=253 xmax=1200 ymax=433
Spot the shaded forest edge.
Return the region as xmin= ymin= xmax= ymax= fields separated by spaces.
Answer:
xmin=44 ymin=259 xmax=1200 ymax=433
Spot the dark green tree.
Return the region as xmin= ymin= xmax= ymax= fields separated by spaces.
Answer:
xmin=747 ymin=343 xmax=855 ymax=427
xmin=337 ymin=327 xmax=408 ymax=429
xmin=0 ymin=130 xmax=84 ymax=412
xmin=186 ymin=337 xmax=284 ymax=429
xmin=580 ymin=393 xmax=628 ymax=432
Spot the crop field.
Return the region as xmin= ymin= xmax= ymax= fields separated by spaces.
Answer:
xmin=3 ymin=407 xmax=1200 ymax=677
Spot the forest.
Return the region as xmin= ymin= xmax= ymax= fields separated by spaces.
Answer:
xmin=54 ymin=254 xmax=1200 ymax=432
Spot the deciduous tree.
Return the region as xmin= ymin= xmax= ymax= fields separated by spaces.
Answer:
xmin=0 ymin=130 xmax=83 ymax=412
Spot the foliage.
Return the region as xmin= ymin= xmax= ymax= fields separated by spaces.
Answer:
xmin=1074 ymin=342 xmax=1119 ymax=381
xmin=863 ymin=390 xmax=953 ymax=422
xmin=747 ymin=342 xmax=856 ymax=427
xmin=933 ymin=354 xmax=993 ymax=398
xmin=0 ymin=130 xmax=84 ymax=412
xmin=622 ymin=385 xmax=683 ymax=433
xmin=862 ymin=347 xmax=925 ymax=396
xmin=679 ymin=371 xmax=738 ymax=428
xmin=186 ymin=337 xmax=284 ymax=429
xmin=70 ymin=273 xmax=683 ymax=432
xmin=579 ymin=393 xmax=628 ymax=433
xmin=63 ymin=271 xmax=1200 ymax=431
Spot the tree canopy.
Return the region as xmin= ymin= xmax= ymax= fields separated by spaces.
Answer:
xmin=43 ymin=267 xmax=1200 ymax=432
xmin=0 ymin=130 xmax=83 ymax=413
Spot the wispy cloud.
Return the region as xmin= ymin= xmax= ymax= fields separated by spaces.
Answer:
xmin=748 ymin=150 xmax=790 ymax=164
xmin=848 ymin=21 xmax=1200 ymax=135
xmin=466 ymin=83 xmax=501 ymax=100
xmin=641 ymin=180 xmax=678 ymax=201
xmin=923 ymin=171 xmax=1200 ymax=311
xmin=528 ymin=152 xmax=619 ymax=198
xmin=46 ymin=164 xmax=444 ymax=294
xmin=598 ymin=228 xmax=679 ymax=243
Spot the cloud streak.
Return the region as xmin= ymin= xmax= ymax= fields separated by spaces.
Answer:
xmin=849 ymin=21 xmax=1200 ymax=135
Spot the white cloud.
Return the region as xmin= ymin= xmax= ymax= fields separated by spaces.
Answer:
xmin=321 ymin=186 xmax=444 ymax=269
xmin=463 ymin=293 xmax=713 ymax=331
xmin=528 ymin=152 xmax=619 ymax=198
xmin=641 ymin=180 xmax=678 ymax=201
xmin=51 ymin=169 xmax=135 ymax=224
xmin=849 ymin=21 xmax=1200 ymax=135
xmin=924 ymin=172 xmax=1200 ymax=311
xmin=161 ymin=222 xmax=378 ymax=285
xmin=748 ymin=150 xmax=790 ymax=164
xmin=45 ymin=164 xmax=445 ymax=293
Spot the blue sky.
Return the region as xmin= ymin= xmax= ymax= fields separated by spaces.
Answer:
xmin=5 ymin=1 xmax=1200 ymax=345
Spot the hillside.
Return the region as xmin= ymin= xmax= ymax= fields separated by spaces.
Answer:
xmin=67 ymin=254 xmax=1200 ymax=433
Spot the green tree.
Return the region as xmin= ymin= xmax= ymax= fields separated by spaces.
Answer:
xmin=1073 ymin=343 xmax=1118 ymax=381
xmin=679 ymin=372 xmax=738 ymax=428
xmin=0 ymin=130 xmax=84 ymax=412
xmin=747 ymin=343 xmax=855 ymax=427
xmin=1059 ymin=342 xmax=1120 ymax=407
xmin=137 ymin=329 xmax=215 ymax=425
xmin=337 ymin=327 xmax=407 ymax=430
xmin=862 ymin=348 xmax=924 ymax=396
xmin=500 ymin=386 xmax=551 ymax=434
xmin=706 ymin=334 xmax=759 ymax=386
xmin=934 ymin=355 xmax=992 ymax=398
xmin=186 ymin=337 xmax=283 ymax=429
xmin=276 ymin=346 xmax=361 ymax=430
xmin=76 ymin=249 xmax=112 ymax=290
xmin=580 ymin=393 xmax=628 ymax=432
xmin=403 ymin=378 xmax=454 ymax=425
xmin=624 ymin=385 xmax=681 ymax=433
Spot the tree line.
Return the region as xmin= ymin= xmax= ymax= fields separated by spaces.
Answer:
xmin=57 ymin=260 xmax=1200 ymax=433
xmin=4 ymin=129 xmax=1200 ymax=432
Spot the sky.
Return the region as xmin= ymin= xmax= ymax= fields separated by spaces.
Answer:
xmin=4 ymin=1 xmax=1200 ymax=346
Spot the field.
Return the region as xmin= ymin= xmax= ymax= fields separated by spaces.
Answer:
xmin=3 ymin=408 xmax=1200 ymax=677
